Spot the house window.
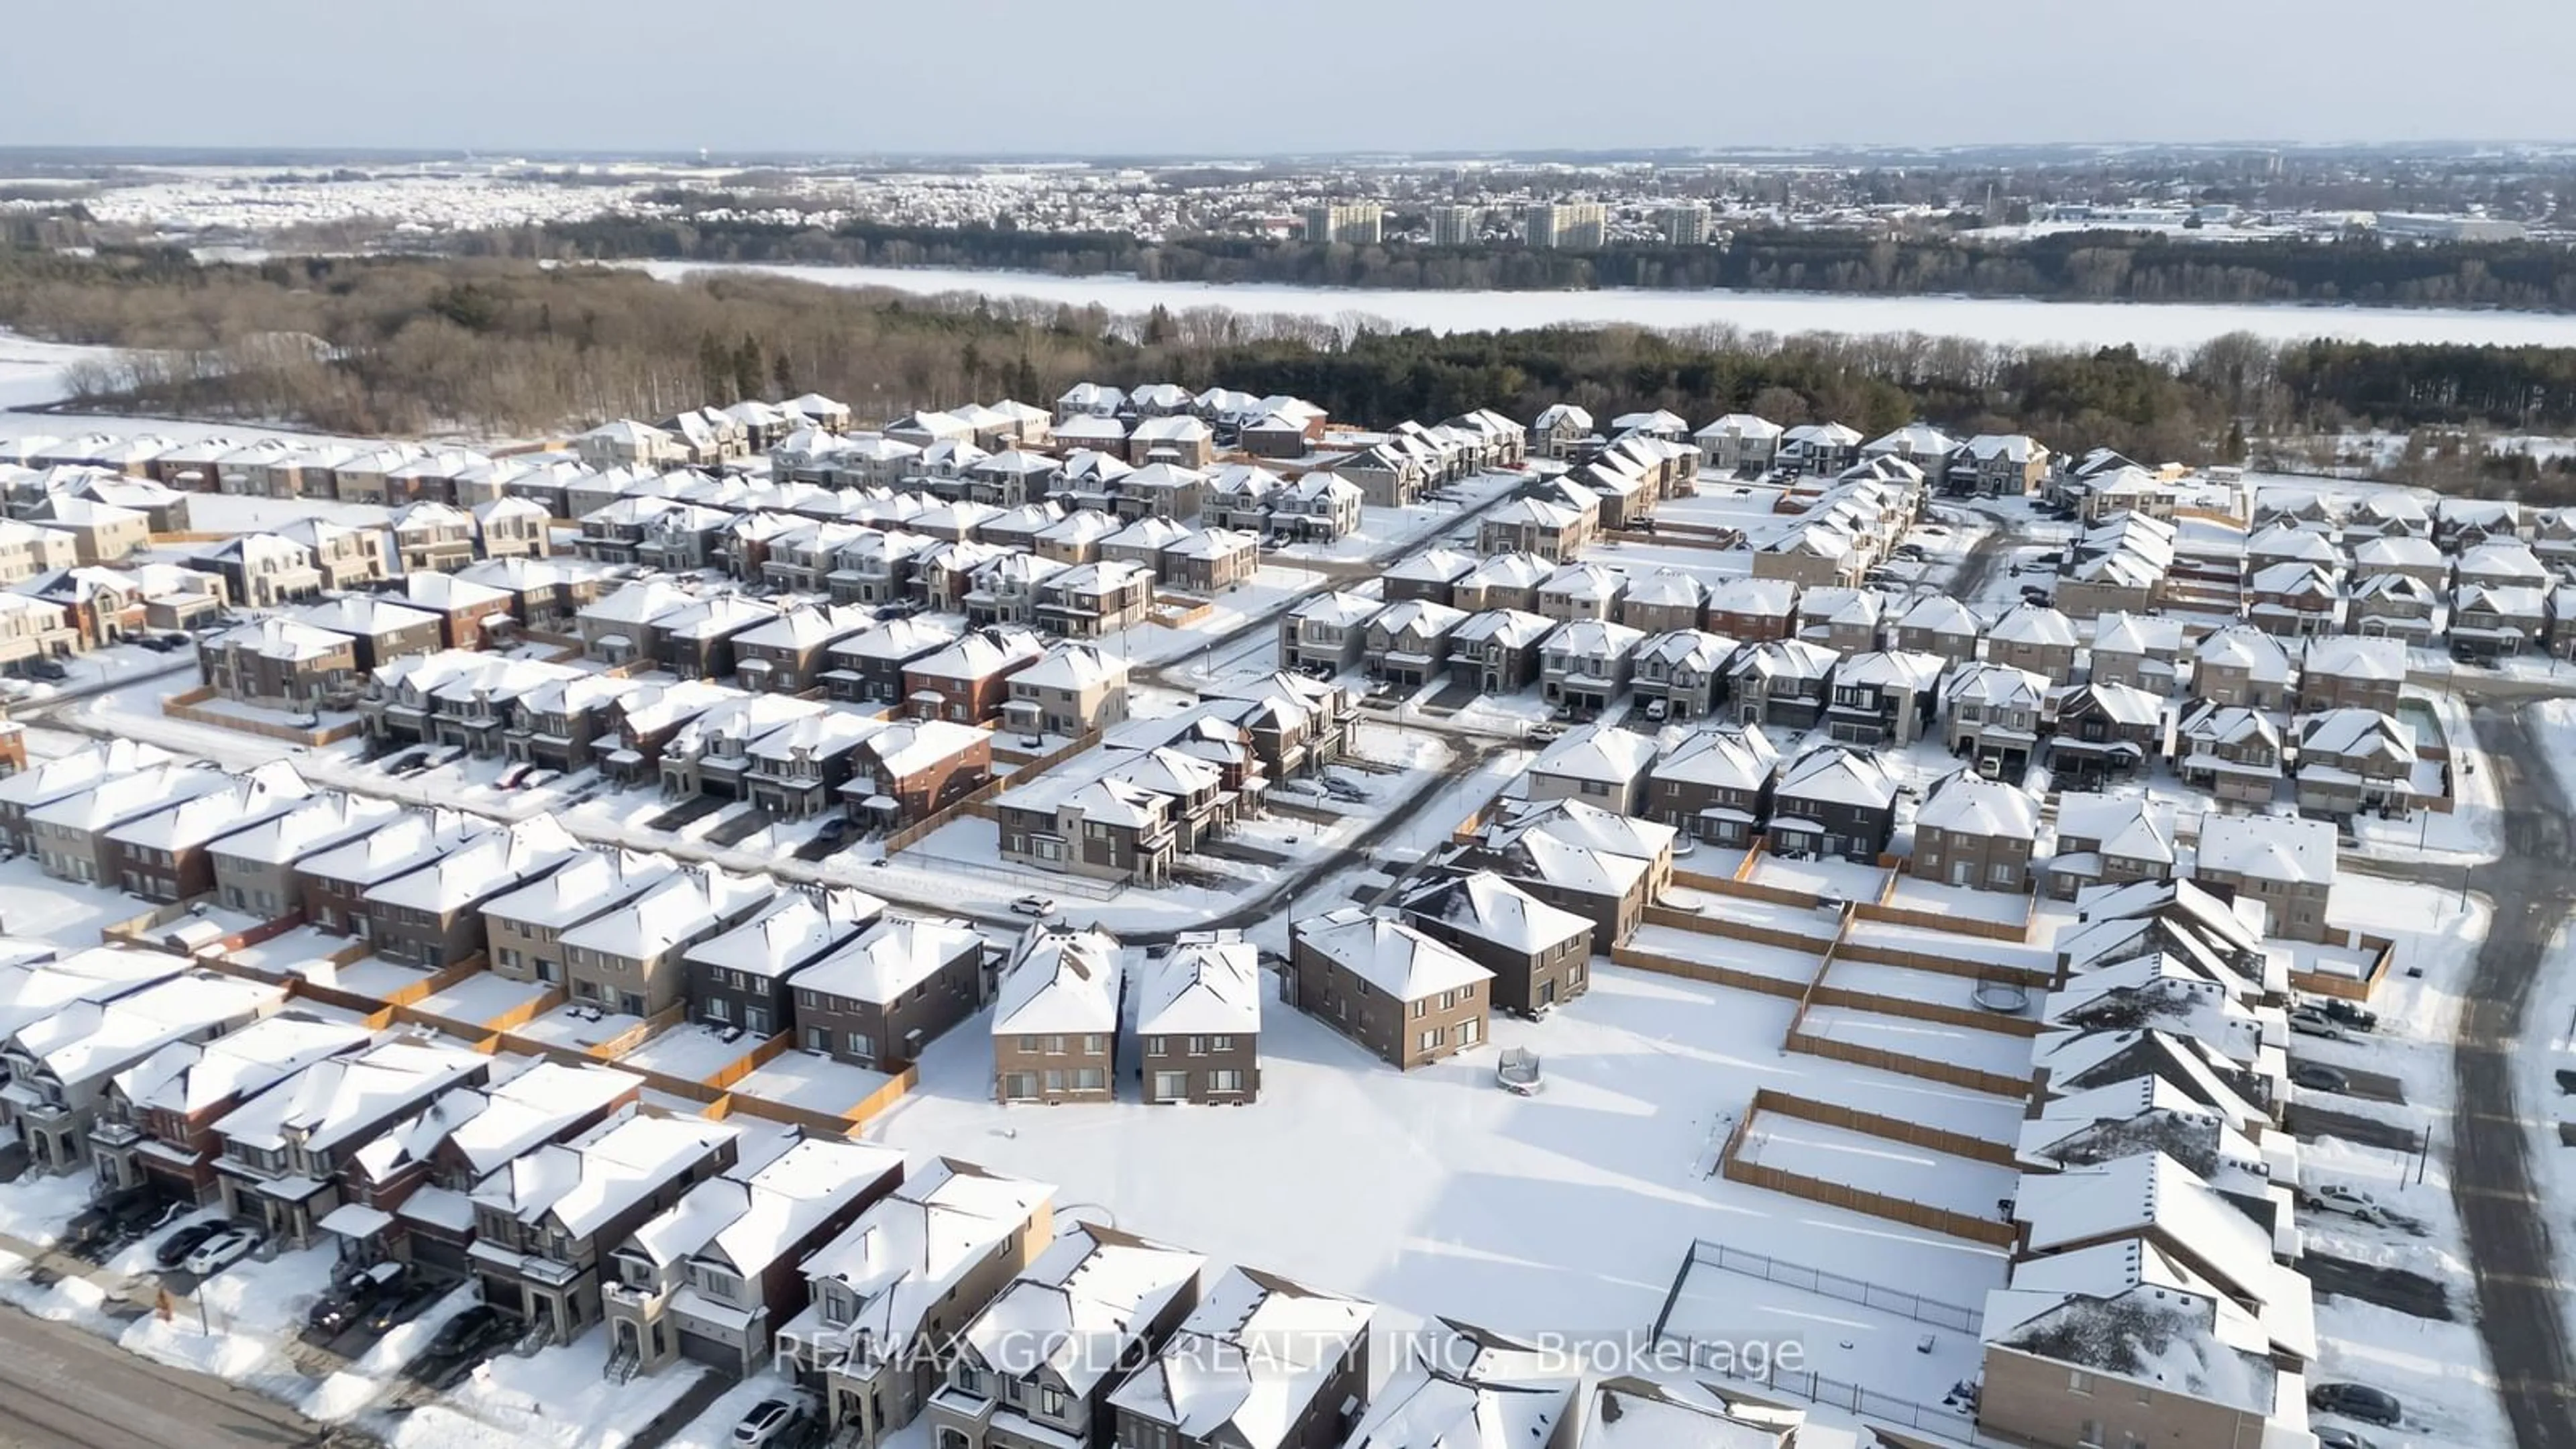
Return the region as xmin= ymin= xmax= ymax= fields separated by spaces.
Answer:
xmin=1039 ymin=1386 xmax=1068 ymax=1418
xmin=1152 ymin=1071 xmax=1187 ymax=1099
xmin=1042 ymin=1070 xmax=1065 ymax=1094
xmin=1210 ymin=1069 xmax=1243 ymax=1093
xmin=1082 ymin=1034 xmax=1106 ymax=1054
xmin=1185 ymin=1036 xmax=1204 ymax=1057
xmin=1458 ymin=1016 xmax=1481 ymax=1046
xmin=706 ymin=998 xmax=730 ymax=1024
xmin=846 ymin=1032 xmax=873 ymax=1063
xmin=2069 ymin=1370 xmax=2094 ymax=1395
xmin=1043 ymin=1034 xmax=1065 ymax=1055
xmin=1209 ymin=1035 xmax=1232 ymax=1053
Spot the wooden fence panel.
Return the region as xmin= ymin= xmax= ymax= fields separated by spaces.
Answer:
xmin=1611 ymin=943 xmax=1815 ymax=1000
xmin=1784 ymin=1026 xmax=2030 ymax=1099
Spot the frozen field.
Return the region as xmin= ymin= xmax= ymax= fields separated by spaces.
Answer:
xmin=864 ymin=963 xmax=2017 ymax=1343
xmin=631 ymin=262 xmax=2576 ymax=352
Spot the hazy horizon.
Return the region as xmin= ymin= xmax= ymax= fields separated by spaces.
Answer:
xmin=11 ymin=0 xmax=2575 ymax=156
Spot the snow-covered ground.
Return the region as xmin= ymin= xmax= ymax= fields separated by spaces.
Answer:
xmin=2348 ymin=687 xmax=2502 ymax=865
xmin=631 ymin=261 xmax=2576 ymax=352
xmin=865 ymin=958 xmax=2015 ymax=1356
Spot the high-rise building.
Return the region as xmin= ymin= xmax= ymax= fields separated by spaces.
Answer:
xmin=1303 ymin=202 xmax=1384 ymax=246
xmin=1525 ymin=202 xmax=1607 ymax=250
xmin=1662 ymin=205 xmax=1711 ymax=246
xmin=1428 ymin=205 xmax=1481 ymax=247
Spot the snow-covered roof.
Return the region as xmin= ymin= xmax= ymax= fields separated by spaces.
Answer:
xmin=1988 ymin=602 xmax=2077 ymax=648
xmin=2194 ymin=814 xmax=2336 ymax=888
xmin=483 ymin=849 xmax=678 ymax=932
xmin=213 ymin=1036 xmax=486 ymax=1156
xmin=2090 ymin=610 xmax=2184 ymax=656
xmin=1107 ymin=1266 xmax=1375 ymax=1449
xmin=361 ymin=816 xmax=581 ymax=915
xmin=477 ymin=1114 xmax=737 ymax=1240
xmin=2053 ymin=792 xmax=2178 ymax=865
xmin=1830 ymin=649 xmax=1943 ymax=692
xmin=1399 ymin=871 xmax=1593 ymax=955
xmin=1293 ymin=908 xmax=1493 ymax=1001
xmin=625 ymin=1135 xmax=902 ymax=1278
xmin=992 ymin=925 xmax=1122 ymax=1035
xmin=1528 ymin=722 xmax=1658 ymax=786
xmin=2191 ymin=625 xmax=2292 ymax=682
xmin=2298 ymin=633 xmax=2406 ymax=682
xmin=1775 ymin=745 xmax=1898 ymax=811
xmin=1915 ymin=772 xmax=2040 ymax=841
xmin=793 ymin=1157 xmax=1054 ymax=1368
xmin=961 ymin=1224 xmax=1205 ymax=1397
xmin=114 ymin=1010 xmax=370 ymax=1119
xmin=1134 ymin=934 xmax=1261 ymax=1038
xmin=796 ymin=915 xmax=983 ymax=1006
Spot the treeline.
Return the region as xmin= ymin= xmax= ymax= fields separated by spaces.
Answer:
xmin=465 ymin=214 xmax=2576 ymax=312
xmin=7 ymin=248 xmax=2576 ymax=495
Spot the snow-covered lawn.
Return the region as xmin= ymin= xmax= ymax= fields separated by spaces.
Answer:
xmin=2349 ymin=687 xmax=2502 ymax=865
xmin=1794 ymin=1006 xmax=2032 ymax=1081
xmin=1733 ymin=1112 xmax=2016 ymax=1220
xmin=1658 ymin=1252 xmax=1984 ymax=1434
xmin=729 ymin=1051 xmax=893 ymax=1116
xmin=415 ymin=971 xmax=556 ymax=1028
xmin=622 ymin=1022 xmax=761 ymax=1084
xmin=0 ymin=856 xmax=138 ymax=947
xmin=379 ymin=1329 xmax=711 ymax=1449
xmin=1877 ymin=875 xmax=2033 ymax=928
xmin=1746 ymin=851 xmax=1889 ymax=904
xmin=1625 ymin=923 xmax=1821 ymax=990
xmin=864 ymin=962 xmax=2015 ymax=1348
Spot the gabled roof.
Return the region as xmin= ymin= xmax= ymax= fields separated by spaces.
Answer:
xmin=1293 ymin=908 xmax=1492 ymax=1000
xmin=1915 ymin=771 xmax=2041 ymax=841
xmin=1399 ymin=871 xmax=1593 ymax=955
xmin=993 ymin=925 xmax=1121 ymax=1035
xmin=1528 ymin=722 xmax=1657 ymax=785
xmin=1134 ymin=934 xmax=1261 ymax=1037
xmin=961 ymin=1223 xmax=1205 ymax=1396
xmin=1107 ymin=1266 xmax=1375 ymax=1449
xmin=2195 ymin=813 xmax=2335 ymax=887
xmin=625 ymin=1136 xmax=902 ymax=1278
xmin=1774 ymin=745 xmax=1898 ymax=811
xmin=796 ymin=915 xmax=983 ymax=1006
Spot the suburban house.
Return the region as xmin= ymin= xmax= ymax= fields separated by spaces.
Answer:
xmin=2043 ymin=680 xmax=2167 ymax=790
xmin=1280 ymin=592 xmax=1383 ymax=676
xmin=403 ymin=572 xmax=517 ymax=649
xmin=557 ymin=866 xmax=772 ymax=1018
xmin=1340 ymin=1320 xmax=1577 ymax=1449
xmin=2193 ymin=813 xmax=2337 ymax=942
xmin=482 ymin=849 xmax=680 ymax=996
xmin=1448 ymin=609 xmax=1556 ymax=694
xmin=210 ymin=1037 xmax=490 ymax=1248
xmin=788 ymin=914 xmax=987 ymax=1073
xmin=99 ymin=761 xmax=311 ymax=902
xmin=1106 ymin=1267 xmax=1374 ymax=1449
xmin=1534 ymin=562 xmax=1627 ymax=624
xmin=197 ymin=618 xmax=362 ymax=707
xmin=2294 ymin=708 xmax=2424 ymax=818
xmin=733 ymin=606 xmax=876 ymax=694
xmin=902 ymin=627 xmax=1045 ymax=724
xmin=1949 ymin=433 xmax=2052 ymax=495
xmin=1525 ymin=723 xmax=1658 ymax=815
xmin=825 ymin=617 xmax=959 ymax=706
xmin=2174 ymin=702 xmax=2286 ymax=806
xmin=1704 ymin=576 xmax=1800 ymax=641
xmin=1003 ymin=644 xmax=1130 ymax=739
xmin=1362 ymin=600 xmax=1470 ymax=688
xmin=682 ymin=888 xmax=881 ymax=1040
xmin=1986 ymin=602 xmax=2081 ymax=683
xmin=2295 ymin=635 xmax=2407 ymax=715
xmin=1537 ymin=619 xmax=1644 ymax=715
xmin=0 ymin=964 xmax=285 ymax=1175
xmin=1133 ymin=932 xmax=1262 ymax=1106
xmin=468 ymin=1114 xmax=742 ymax=1346
xmin=1398 ymin=870 xmax=1594 ymax=1020
xmin=1894 ymin=594 xmax=1983 ymax=663
xmin=208 ymin=791 xmax=402 ymax=920
xmin=359 ymin=815 xmax=584 ymax=967
xmin=2043 ymin=792 xmax=2178 ymax=901
xmin=291 ymin=808 xmax=486 ymax=936
xmin=924 ymin=1224 xmax=1204 ymax=1449
xmin=2191 ymin=626 xmax=2295 ymax=710
xmin=88 ymin=1010 xmax=373 ymax=1207
xmin=778 ymin=1157 xmax=1055 ymax=1447
xmin=1727 ymin=639 xmax=1837 ymax=732
xmin=601 ymin=1135 xmax=904 ymax=1381
xmin=1910 ymin=772 xmax=2042 ymax=893
xmin=1450 ymin=552 xmax=1553 ymax=613
xmin=1440 ymin=799 xmax=1674 ymax=952
xmin=30 ymin=761 xmax=235 ymax=887
xmin=1629 ymin=629 xmax=1735 ymax=722
xmin=1289 ymin=908 xmax=1493 ymax=1071
xmin=1768 ymin=745 xmax=1901 ymax=863
xmin=2345 ymin=573 xmax=2441 ymax=643
xmin=1648 ymin=723 xmax=1780 ymax=849
xmin=1034 ymin=559 xmax=1159 ymax=638
xmin=2086 ymin=612 xmax=2186 ymax=693
xmin=1821 ymin=649 xmax=1944 ymax=747
xmin=991 ymin=926 xmax=1124 ymax=1105
xmin=1380 ymin=547 xmax=1478 ymax=606
xmin=1943 ymin=661 xmax=2052 ymax=781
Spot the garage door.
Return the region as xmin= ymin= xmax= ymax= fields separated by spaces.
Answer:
xmin=678 ymin=1328 xmax=740 ymax=1372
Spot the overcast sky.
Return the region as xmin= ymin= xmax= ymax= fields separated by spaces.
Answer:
xmin=13 ymin=0 xmax=2575 ymax=156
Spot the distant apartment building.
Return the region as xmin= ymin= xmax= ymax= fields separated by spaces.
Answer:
xmin=1661 ymin=205 xmax=1711 ymax=244
xmin=1303 ymin=202 xmax=1384 ymax=246
xmin=1525 ymin=202 xmax=1607 ymax=249
xmin=1426 ymin=205 xmax=1481 ymax=246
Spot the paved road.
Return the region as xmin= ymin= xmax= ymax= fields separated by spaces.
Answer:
xmin=2418 ymin=704 xmax=2576 ymax=1449
xmin=0 ymin=1301 xmax=354 ymax=1449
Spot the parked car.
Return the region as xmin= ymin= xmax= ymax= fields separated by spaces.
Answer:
xmin=24 ymin=658 xmax=68 ymax=682
xmin=2288 ymin=1005 xmax=2347 ymax=1040
xmin=2302 ymin=1183 xmax=2388 ymax=1226
xmin=731 ymin=1397 xmax=812 ymax=1448
xmin=1524 ymin=723 xmax=1566 ymax=745
xmin=182 ymin=1226 xmax=262 ymax=1277
xmin=154 ymin=1220 xmax=227 ymax=1270
xmin=1321 ymin=777 xmax=1369 ymax=803
xmin=1009 ymin=895 xmax=1055 ymax=917
xmin=64 ymin=1188 xmax=168 ymax=1251
xmin=1642 ymin=698 xmax=1669 ymax=721
xmin=2314 ymin=1428 xmax=2377 ymax=1449
xmin=2310 ymin=1382 xmax=2403 ymax=1427
xmin=416 ymin=1305 xmax=517 ymax=1375
xmin=816 ymin=816 xmax=855 ymax=842
xmin=363 ymin=1279 xmax=447 ymax=1335
xmin=134 ymin=634 xmax=177 ymax=653
xmin=2291 ymin=1061 xmax=2351 ymax=1094
xmin=2310 ymin=998 xmax=2380 ymax=1032
xmin=496 ymin=763 xmax=535 ymax=790
xmin=521 ymin=769 xmax=559 ymax=790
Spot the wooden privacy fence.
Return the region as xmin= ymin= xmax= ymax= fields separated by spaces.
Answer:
xmin=1782 ymin=1021 xmax=2031 ymax=1099
xmin=1805 ymin=973 xmax=2042 ymax=1038
xmin=1830 ymin=934 xmax=2057 ymax=988
xmin=1748 ymin=1087 xmax=2015 ymax=1167
xmin=161 ymin=686 xmax=364 ymax=746
xmin=1611 ymin=938 xmax=1817 ymax=1001
xmin=1721 ymin=1099 xmax=2019 ymax=1248
xmin=1643 ymin=902 xmax=1839 ymax=953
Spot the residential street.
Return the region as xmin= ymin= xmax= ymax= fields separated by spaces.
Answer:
xmin=0 ymin=1301 xmax=357 ymax=1449
xmin=2353 ymin=703 xmax=2576 ymax=1449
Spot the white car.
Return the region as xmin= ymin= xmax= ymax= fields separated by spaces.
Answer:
xmin=2302 ymin=1183 xmax=2387 ymax=1226
xmin=1009 ymin=895 xmax=1056 ymax=917
xmin=182 ymin=1226 xmax=262 ymax=1276
xmin=731 ymin=1392 xmax=817 ymax=1447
